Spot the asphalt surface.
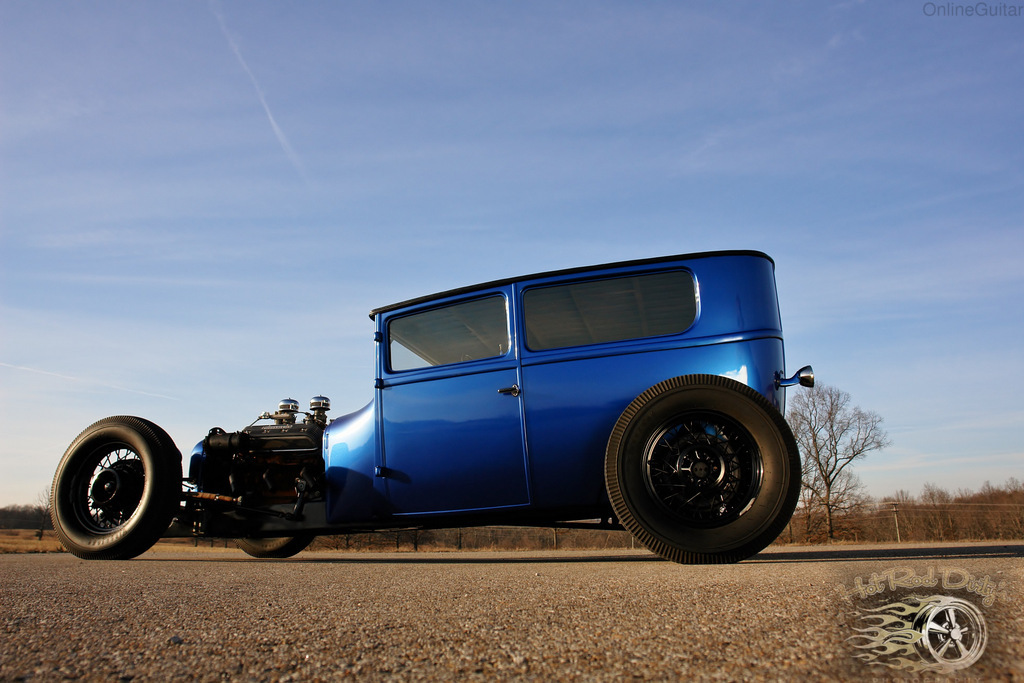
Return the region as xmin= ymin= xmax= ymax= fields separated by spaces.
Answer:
xmin=2 ymin=542 xmax=1022 ymax=681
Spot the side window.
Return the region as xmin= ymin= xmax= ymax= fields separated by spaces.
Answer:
xmin=388 ymin=295 xmax=509 ymax=372
xmin=523 ymin=271 xmax=697 ymax=351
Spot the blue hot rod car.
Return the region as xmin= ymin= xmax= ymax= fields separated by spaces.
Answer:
xmin=50 ymin=250 xmax=813 ymax=564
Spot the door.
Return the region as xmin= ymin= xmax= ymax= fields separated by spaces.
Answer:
xmin=378 ymin=292 xmax=530 ymax=514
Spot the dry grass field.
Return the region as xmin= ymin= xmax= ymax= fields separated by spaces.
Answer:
xmin=0 ymin=530 xmax=266 ymax=555
xmin=8 ymin=525 xmax=1020 ymax=558
xmin=0 ymin=529 xmax=63 ymax=554
xmin=0 ymin=526 xmax=641 ymax=555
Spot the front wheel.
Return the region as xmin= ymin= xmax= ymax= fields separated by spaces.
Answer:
xmin=235 ymin=535 xmax=316 ymax=559
xmin=605 ymin=375 xmax=800 ymax=564
xmin=50 ymin=416 xmax=182 ymax=560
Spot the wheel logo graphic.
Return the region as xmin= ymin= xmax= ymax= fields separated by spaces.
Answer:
xmin=847 ymin=595 xmax=988 ymax=673
xmin=913 ymin=597 xmax=987 ymax=671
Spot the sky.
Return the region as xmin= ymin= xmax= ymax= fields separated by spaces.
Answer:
xmin=1 ymin=1 xmax=1022 ymax=506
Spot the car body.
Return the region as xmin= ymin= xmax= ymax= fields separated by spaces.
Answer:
xmin=51 ymin=250 xmax=813 ymax=563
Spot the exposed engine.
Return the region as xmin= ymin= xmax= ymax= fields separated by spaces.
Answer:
xmin=196 ymin=397 xmax=330 ymax=517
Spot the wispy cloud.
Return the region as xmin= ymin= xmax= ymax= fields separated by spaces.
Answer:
xmin=0 ymin=362 xmax=179 ymax=401
xmin=209 ymin=0 xmax=306 ymax=179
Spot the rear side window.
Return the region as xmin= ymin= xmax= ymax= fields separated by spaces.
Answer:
xmin=523 ymin=271 xmax=697 ymax=351
xmin=388 ymin=295 xmax=509 ymax=371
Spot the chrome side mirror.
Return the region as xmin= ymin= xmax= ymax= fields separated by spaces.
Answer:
xmin=775 ymin=365 xmax=814 ymax=389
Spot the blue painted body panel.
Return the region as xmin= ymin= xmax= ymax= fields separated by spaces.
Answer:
xmin=380 ymin=363 xmax=530 ymax=514
xmin=322 ymin=401 xmax=380 ymax=522
xmin=318 ymin=251 xmax=790 ymax=526
xmin=520 ymin=337 xmax=784 ymax=510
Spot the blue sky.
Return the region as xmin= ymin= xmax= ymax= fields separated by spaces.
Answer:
xmin=1 ymin=1 xmax=1021 ymax=506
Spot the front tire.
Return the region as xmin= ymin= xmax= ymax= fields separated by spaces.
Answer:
xmin=605 ymin=375 xmax=800 ymax=564
xmin=50 ymin=416 xmax=182 ymax=560
xmin=235 ymin=535 xmax=315 ymax=559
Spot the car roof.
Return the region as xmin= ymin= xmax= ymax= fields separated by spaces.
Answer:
xmin=370 ymin=249 xmax=773 ymax=320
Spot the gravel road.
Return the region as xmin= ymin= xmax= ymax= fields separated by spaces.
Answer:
xmin=2 ymin=542 xmax=1022 ymax=681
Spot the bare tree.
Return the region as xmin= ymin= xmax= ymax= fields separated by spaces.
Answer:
xmin=35 ymin=487 xmax=52 ymax=540
xmin=787 ymin=384 xmax=890 ymax=541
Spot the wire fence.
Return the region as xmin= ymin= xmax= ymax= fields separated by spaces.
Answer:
xmin=785 ymin=500 xmax=1024 ymax=545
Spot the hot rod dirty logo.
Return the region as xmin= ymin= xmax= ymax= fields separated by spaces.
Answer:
xmin=839 ymin=567 xmax=1008 ymax=674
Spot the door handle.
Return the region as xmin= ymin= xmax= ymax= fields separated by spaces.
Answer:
xmin=497 ymin=384 xmax=520 ymax=397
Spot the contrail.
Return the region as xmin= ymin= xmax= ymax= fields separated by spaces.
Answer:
xmin=0 ymin=362 xmax=179 ymax=401
xmin=209 ymin=0 xmax=307 ymax=179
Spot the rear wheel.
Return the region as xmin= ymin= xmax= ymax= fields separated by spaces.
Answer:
xmin=605 ymin=375 xmax=800 ymax=564
xmin=235 ymin=535 xmax=316 ymax=558
xmin=51 ymin=416 xmax=182 ymax=560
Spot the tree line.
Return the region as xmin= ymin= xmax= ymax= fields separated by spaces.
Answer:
xmin=0 ymin=488 xmax=51 ymax=532
xmin=785 ymin=478 xmax=1024 ymax=544
xmin=0 ymin=504 xmax=52 ymax=531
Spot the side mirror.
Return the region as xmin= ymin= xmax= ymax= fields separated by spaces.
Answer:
xmin=775 ymin=365 xmax=815 ymax=389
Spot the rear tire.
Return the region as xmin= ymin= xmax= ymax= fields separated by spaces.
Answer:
xmin=235 ymin=535 xmax=316 ymax=558
xmin=50 ymin=416 xmax=182 ymax=560
xmin=605 ymin=375 xmax=800 ymax=564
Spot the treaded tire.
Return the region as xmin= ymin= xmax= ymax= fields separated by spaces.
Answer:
xmin=50 ymin=416 xmax=182 ymax=560
xmin=235 ymin=535 xmax=316 ymax=559
xmin=605 ymin=375 xmax=800 ymax=564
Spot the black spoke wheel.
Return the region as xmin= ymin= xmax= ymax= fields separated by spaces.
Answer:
xmin=606 ymin=375 xmax=800 ymax=564
xmin=51 ymin=416 xmax=182 ymax=560
xmin=235 ymin=535 xmax=316 ymax=559
xmin=82 ymin=450 xmax=146 ymax=531
xmin=643 ymin=411 xmax=762 ymax=527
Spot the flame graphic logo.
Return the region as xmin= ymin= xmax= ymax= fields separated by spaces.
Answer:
xmin=846 ymin=595 xmax=987 ymax=673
